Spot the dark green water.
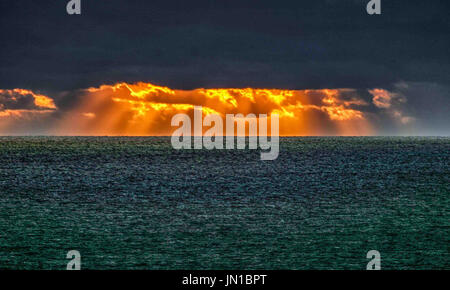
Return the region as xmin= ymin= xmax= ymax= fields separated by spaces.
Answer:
xmin=0 ymin=137 xmax=448 ymax=269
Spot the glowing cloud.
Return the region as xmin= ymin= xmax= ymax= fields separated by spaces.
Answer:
xmin=0 ymin=89 xmax=56 ymax=110
xmin=53 ymin=82 xmax=373 ymax=136
xmin=0 ymin=82 xmax=378 ymax=136
xmin=370 ymin=88 xmax=393 ymax=109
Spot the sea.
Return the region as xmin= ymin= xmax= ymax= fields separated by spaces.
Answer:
xmin=0 ymin=137 xmax=448 ymax=269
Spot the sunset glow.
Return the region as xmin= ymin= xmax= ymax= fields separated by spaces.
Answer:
xmin=1 ymin=82 xmax=378 ymax=136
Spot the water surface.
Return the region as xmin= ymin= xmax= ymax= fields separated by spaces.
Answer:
xmin=0 ymin=137 xmax=448 ymax=269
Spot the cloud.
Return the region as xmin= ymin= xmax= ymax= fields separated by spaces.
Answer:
xmin=0 ymin=83 xmax=373 ymax=135
xmin=0 ymin=81 xmax=448 ymax=136
xmin=370 ymin=88 xmax=393 ymax=109
xmin=1 ymin=1 xmax=449 ymax=92
xmin=0 ymin=89 xmax=56 ymax=111
xmin=369 ymin=87 xmax=415 ymax=126
xmin=0 ymin=89 xmax=57 ymax=134
xmin=387 ymin=82 xmax=450 ymax=135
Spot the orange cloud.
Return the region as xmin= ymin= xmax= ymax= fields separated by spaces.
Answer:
xmin=0 ymin=89 xmax=56 ymax=110
xmin=53 ymin=82 xmax=373 ymax=136
xmin=0 ymin=83 xmax=375 ymax=136
xmin=370 ymin=88 xmax=392 ymax=108
xmin=0 ymin=89 xmax=57 ymax=134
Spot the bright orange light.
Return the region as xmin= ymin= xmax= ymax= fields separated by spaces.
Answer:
xmin=1 ymin=83 xmax=375 ymax=136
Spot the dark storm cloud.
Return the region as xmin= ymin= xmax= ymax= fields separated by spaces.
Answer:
xmin=0 ymin=0 xmax=448 ymax=135
xmin=0 ymin=0 xmax=449 ymax=92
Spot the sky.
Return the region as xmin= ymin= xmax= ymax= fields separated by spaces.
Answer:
xmin=0 ymin=0 xmax=449 ymax=136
